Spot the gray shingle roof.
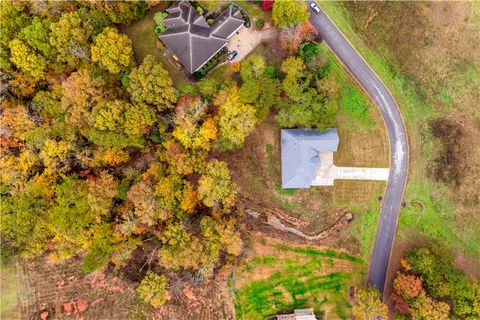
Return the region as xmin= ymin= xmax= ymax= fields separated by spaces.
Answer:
xmin=159 ymin=0 xmax=244 ymax=73
xmin=281 ymin=128 xmax=339 ymax=188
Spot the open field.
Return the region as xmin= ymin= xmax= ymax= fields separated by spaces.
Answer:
xmin=231 ymin=234 xmax=363 ymax=319
xmin=1 ymin=260 xmax=18 ymax=319
xmin=317 ymin=1 xmax=480 ymax=259
xmin=120 ymin=3 xmax=187 ymax=86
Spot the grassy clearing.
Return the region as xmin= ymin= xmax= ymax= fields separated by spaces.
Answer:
xmin=120 ymin=4 xmax=186 ymax=86
xmin=234 ymin=1 xmax=272 ymax=24
xmin=197 ymin=0 xmax=219 ymax=10
xmin=232 ymin=235 xmax=363 ymax=319
xmin=317 ymin=2 xmax=480 ymax=258
xmin=0 ymin=260 xmax=18 ymax=320
xmin=205 ymin=64 xmax=234 ymax=83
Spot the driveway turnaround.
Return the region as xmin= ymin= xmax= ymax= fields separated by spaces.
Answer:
xmin=226 ymin=27 xmax=278 ymax=62
xmin=307 ymin=2 xmax=409 ymax=294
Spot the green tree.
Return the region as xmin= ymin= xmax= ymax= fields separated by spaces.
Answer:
xmin=407 ymin=247 xmax=480 ymax=318
xmin=49 ymin=11 xmax=89 ymax=67
xmin=200 ymin=216 xmax=242 ymax=273
xmin=47 ymin=176 xmax=98 ymax=260
xmin=278 ymin=57 xmax=337 ymax=130
xmin=239 ymin=55 xmax=281 ymax=121
xmin=197 ymin=78 xmax=219 ymax=99
xmin=272 ymin=0 xmax=310 ymax=29
xmin=0 ymin=2 xmax=29 ymax=47
xmin=19 ymin=16 xmax=54 ymax=58
xmin=157 ymin=221 xmax=203 ymax=270
xmin=240 ymin=54 xmax=266 ymax=82
xmin=137 ymin=273 xmax=170 ymax=307
xmin=213 ymin=85 xmax=256 ymax=150
xmin=49 ymin=8 xmax=110 ymax=67
xmin=0 ymin=179 xmax=51 ymax=256
xmin=128 ymin=55 xmax=176 ymax=111
xmin=91 ymin=26 xmax=134 ymax=74
xmin=352 ymin=286 xmax=388 ymax=320
xmin=82 ymin=223 xmax=116 ymax=272
xmin=300 ymin=41 xmax=320 ymax=65
xmin=197 ymin=159 xmax=237 ymax=213
xmin=91 ymin=1 xmax=147 ymax=25
xmin=0 ymin=1 xmax=29 ymax=72
xmin=154 ymin=11 xmax=168 ymax=34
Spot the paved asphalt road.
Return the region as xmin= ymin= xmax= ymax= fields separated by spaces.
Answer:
xmin=307 ymin=2 xmax=409 ymax=294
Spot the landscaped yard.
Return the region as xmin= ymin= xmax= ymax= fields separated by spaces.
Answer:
xmin=120 ymin=3 xmax=187 ymax=86
xmin=231 ymin=234 xmax=363 ymax=319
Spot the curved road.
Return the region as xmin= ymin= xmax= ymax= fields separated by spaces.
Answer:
xmin=307 ymin=3 xmax=409 ymax=294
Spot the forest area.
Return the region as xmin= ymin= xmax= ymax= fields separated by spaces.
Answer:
xmin=0 ymin=1 xmax=340 ymax=318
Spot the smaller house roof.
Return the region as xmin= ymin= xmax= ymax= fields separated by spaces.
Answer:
xmin=281 ymin=128 xmax=339 ymax=188
xmin=275 ymin=309 xmax=317 ymax=320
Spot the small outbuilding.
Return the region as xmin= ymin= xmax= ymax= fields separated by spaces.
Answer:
xmin=281 ymin=128 xmax=339 ymax=189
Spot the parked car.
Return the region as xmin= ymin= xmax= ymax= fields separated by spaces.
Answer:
xmin=227 ymin=51 xmax=238 ymax=61
xmin=310 ymin=2 xmax=321 ymax=14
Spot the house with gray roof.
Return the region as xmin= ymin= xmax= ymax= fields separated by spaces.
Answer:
xmin=281 ymin=128 xmax=339 ymax=189
xmin=159 ymin=0 xmax=244 ymax=74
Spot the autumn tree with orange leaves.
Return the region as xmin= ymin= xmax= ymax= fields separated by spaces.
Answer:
xmin=279 ymin=23 xmax=317 ymax=55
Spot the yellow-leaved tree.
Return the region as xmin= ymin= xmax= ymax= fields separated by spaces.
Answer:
xmin=91 ymin=26 xmax=134 ymax=74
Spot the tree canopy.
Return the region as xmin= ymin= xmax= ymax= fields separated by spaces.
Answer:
xmin=91 ymin=26 xmax=134 ymax=74
xmin=272 ymin=0 xmax=310 ymax=29
xmin=127 ymin=55 xmax=177 ymax=110
xmin=352 ymin=286 xmax=388 ymax=320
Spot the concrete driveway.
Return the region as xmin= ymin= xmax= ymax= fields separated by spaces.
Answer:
xmin=312 ymin=152 xmax=390 ymax=186
xmin=226 ymin=27 xmax=278 ymax=62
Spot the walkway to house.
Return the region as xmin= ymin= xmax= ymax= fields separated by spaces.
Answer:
xmin=312 ymin=152 xmax=390 ymax=186
xmin=225 ymin=25 xmax=279 ymax=62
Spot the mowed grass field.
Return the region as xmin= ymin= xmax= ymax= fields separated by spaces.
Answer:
xmin=317 ymin=1 xmax=480 ymax=259
xmin=231 ymin=234 xmax=363 ymax=320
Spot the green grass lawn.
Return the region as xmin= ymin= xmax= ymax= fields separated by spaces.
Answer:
xmin=232 ymin=238 xmax=363 ymax=320
xmin=317 ymin=2 xmax=480 ymax=258
xmin=1 ymin=260 xmax=18 ymax=319
xmin=318 ymin=46 xmax=374 ymax=130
